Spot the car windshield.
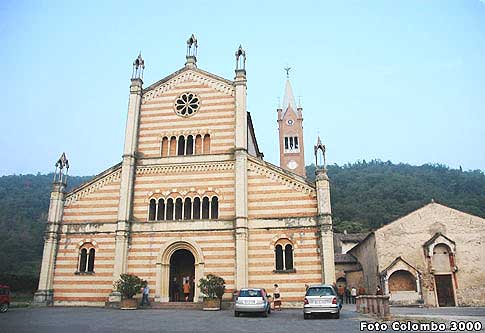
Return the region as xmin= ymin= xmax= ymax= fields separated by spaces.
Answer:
xmin=306 ymin=287 xmax=335 ymax=296
xmin=239 ymin=290 xmax=262 ymax=297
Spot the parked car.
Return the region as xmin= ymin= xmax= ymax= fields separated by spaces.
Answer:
xmin=234 ymin=288 xmax=271 ymax=317
xmin=0 ymin=285 xmax=10 ymax=313
xmin=303 ymin=285 xmax=341 ymax=319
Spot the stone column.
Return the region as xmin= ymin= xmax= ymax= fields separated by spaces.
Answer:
xmin=315 ymin=168 xmax=336 ymax=284
xmin=109 ymin=77 xmax=143 ymax=305
xmin=234 ymin=68 xmax=248 ymax=290
xmin=33 ymin=181 xmax=66 ymax=306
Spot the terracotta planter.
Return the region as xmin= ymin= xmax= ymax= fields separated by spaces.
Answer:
xmin=202 ymin=297 xmax=220 ymax=311
xmin=120 ymin=298 xmax=138 ymax=310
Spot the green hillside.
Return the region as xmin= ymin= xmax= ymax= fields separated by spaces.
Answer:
xmin=1 ymin=161 xmax=484 ymax=291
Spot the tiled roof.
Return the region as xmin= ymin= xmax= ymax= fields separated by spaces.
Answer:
xmin=334 ymin=253 xmax=358 ymax=264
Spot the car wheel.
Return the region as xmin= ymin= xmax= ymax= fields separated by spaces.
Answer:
xmin=0 ymin=303 xmax=8 ymax=313
xmin=303 ymin=313 xmax=310 ymax=320
xmin=234 ymin=311 xmax=240 ymax=317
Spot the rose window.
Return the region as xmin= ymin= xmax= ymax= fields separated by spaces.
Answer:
xmin=174 ymin=92 xmax=200 ymax=117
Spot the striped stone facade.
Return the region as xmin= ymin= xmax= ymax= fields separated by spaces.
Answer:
xmin=34 ymin=45 xmax=336 ymax=307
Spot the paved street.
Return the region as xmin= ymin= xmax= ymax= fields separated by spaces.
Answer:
xmin=1 ymin=305 xmax=364 ymax=333
xmin=1 ymin=305 xmax=484 ymax=332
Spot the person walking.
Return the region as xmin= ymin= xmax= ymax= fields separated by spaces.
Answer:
xmin=345 ymin=287 xmax=351 ymax=304
xmin=183 ymin=279 xmax=191 ymax=302
xmin=141 ymin=284 xmax=150 ymax=306
xmin=273 ymin=284 xmax=281 ymax=311
xmin=351 ymin=286 xmax=357 ymax=304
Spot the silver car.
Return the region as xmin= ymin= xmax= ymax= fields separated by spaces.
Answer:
xmin=303 ymin=285 xmax=341 ymax=319
xmin=234 ymin=288 xmax=271 ymax=317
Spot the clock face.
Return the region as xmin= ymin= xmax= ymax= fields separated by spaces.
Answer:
xmin=287 ymin=160 xmax=298 ymax=170
xmin=287 ymin=119 xmax=294 ymax=125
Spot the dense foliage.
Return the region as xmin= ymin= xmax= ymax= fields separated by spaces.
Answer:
xmin=114 ymin=274 xmax=147 ymax=299
xmin=0 ymin=174 xmax=91 ymax=291
xmin=198 ymin=274 xmax=226 ymax=299
xmin=306 ymin=160 xmax=485 ymax=233
xmin=1 ymin=161 xmax=484 ymax=292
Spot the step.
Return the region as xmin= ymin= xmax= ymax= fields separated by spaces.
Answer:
xmin=149 ymin=302 xmax=204 ymax=310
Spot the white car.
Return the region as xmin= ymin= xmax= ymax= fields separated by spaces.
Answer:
xmin=234 ymin=288 xmax=271 ymax=317
xmin=303 ymin=285 xmax=341 ymax=319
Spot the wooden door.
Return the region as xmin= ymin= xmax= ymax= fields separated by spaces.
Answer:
xmin=435 ymin=275 xmax=455 ymax=307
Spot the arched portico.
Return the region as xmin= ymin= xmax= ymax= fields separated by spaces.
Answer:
xmin=155 ymin=239 xmax=205 ymax=302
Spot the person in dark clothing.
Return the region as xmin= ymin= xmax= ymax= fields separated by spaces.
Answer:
xmin=345 ymin=287 xmax=351 ymax=304
xmin=170 ymin=277 xmax=180 ymax=302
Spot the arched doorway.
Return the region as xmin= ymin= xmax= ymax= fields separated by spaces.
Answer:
xmin=169 ymin=249 xmax=195 ymax=302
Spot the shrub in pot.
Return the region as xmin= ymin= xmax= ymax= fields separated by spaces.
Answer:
xmin=114 ymin=274 xmax=147 ymax=310
xmin=198 ymin=274 xmax=225 ymax=310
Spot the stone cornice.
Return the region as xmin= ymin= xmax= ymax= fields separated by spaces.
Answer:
xmin=136 ymin=161 xmax=235 ymax=176
xmin=143 ymin=69 xmax=235 ymax=101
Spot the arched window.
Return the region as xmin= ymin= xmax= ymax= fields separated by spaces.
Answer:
xmin=210 ymin=196 xmax=219 ymax=219
xmin=184 ymin=198 xmax=192 ymax=220
xmin=193 ymin=197 xmax=201 ymax=219
xmin=166 ymin=198 xmax=174 ymax=220
xmin=285 ymin=244 xmax=293 ymax=270
xmin=87 ymin=248 xmax=95 ymax=272
xmin=79 ymin=248 xmax=88 ymax=272
xmin=175 ymin=198 xmax=183 ymax=219
xmin=157 ymin=199 xmax=165 ymax=221
xmin=202 ymin=196 xmax=210 ymax=219
xmin=274 ymin=239 xmax=294 ymax=271
xmin=169 ymin=136 xmax=177 ymax=156
xmin=195 ymin=134 xmax=202 ymax=155
xmin=203 ymin=134 xmax=211 ymax=154
xmin=186 ymin=135 xmax=194 ymax=155
xmin=161 ymin=137 xmax=169 ymax=157
xmin=178 ymin=136 xmax=185 ymax=156
xmin=78 ymin=245 xmax=95 ymax=273
xmin=275 ymin=245 xmax=283 ymax=271
xmin=148 ymin=199 xmax=156 ymax=221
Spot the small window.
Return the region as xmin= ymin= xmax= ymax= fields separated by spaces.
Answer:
xmin=193 ymin=197 xmax=201 ymax=219
xmin=178 ymin=136 xmax=185 ymax=156
xmin=79 ymin=248 xmax=88 ymax=272
xmin=87 ymin=248 xmax=95 ymax=272
xmin=148 ymin=199 xmax=156 ymax=221
xmin=186 ymin=135 xmax=194 ymax=155
xmin=294 ymin=136 xmax=299 ymax=149
xmin=175 ymin=198 xmax=183 ymax=219
xmin=275 ymin=245 xmax=283 ymax=270
xmin=284 ymin=137 xmax=289 ymax=150
xmin=210 ymin=197 xmax=219 ymax=219
xmin=78 ymin=245 xmax=95 ymax=274
xmin=202 ymin=197 xmax=210 ymax=219
xmin=157 ymin=199 xmax=165 ymax=221
xmin=184 ymin=197 xmax=192 ymax=220
xmin=166 ymin=198 xmax=174 ymax=220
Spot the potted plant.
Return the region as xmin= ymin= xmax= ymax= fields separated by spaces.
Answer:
xmin=198 ymin=274 xmax=225 ymax=310
xmin=114 ymin=274 xmax=146 ymax=310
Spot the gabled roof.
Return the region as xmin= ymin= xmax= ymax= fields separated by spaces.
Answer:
xmin=380 ymin=256 xmax=420 ymax=276
xmin=334 ymin=253 xmax=359 ymax=264
xmin=423 ymin=232 xmax=455 ymax=248
xmin=335 ymin=232 xmax=369 ymax=243
xmin=143 ymin=65 xmax=234 ymax=94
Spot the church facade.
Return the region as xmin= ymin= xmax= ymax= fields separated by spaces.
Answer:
xmin=34 ymin=37 xmax=336 ymax=307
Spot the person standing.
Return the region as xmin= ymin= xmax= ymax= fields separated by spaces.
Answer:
xmin=273 ymin=284 xmax=281 ymax=311
xmin=170 ymin=277 xmax=180 ymax=302
xmin=351 ymin=286 xmax=357 ymax=304
xmin=345 ymin=287 xmax=351 ymax=304
xmin=141 ymin=284 xmax=150 ymax=306
xmin=183 ymin=279 xmax=191 ymax=302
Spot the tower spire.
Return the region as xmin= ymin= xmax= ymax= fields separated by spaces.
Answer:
xmin=282 ymin=78 xmax=298 ymax=116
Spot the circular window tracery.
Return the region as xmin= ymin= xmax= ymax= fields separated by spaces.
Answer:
xmin=174 ymin=92 xmax=200 ymax=117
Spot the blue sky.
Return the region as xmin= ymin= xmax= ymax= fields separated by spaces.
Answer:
xmin=1 ymin=0 xmax=484 ymax=176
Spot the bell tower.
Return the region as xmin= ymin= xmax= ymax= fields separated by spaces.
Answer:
xmin=277 ymin=68 xmax=306 ymax=177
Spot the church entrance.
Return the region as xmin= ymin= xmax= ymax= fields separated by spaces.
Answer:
xmin=435 ymin=274 xmax=455 ymax=307
xmin=169 ymin=249 xmax=195 ymax=302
